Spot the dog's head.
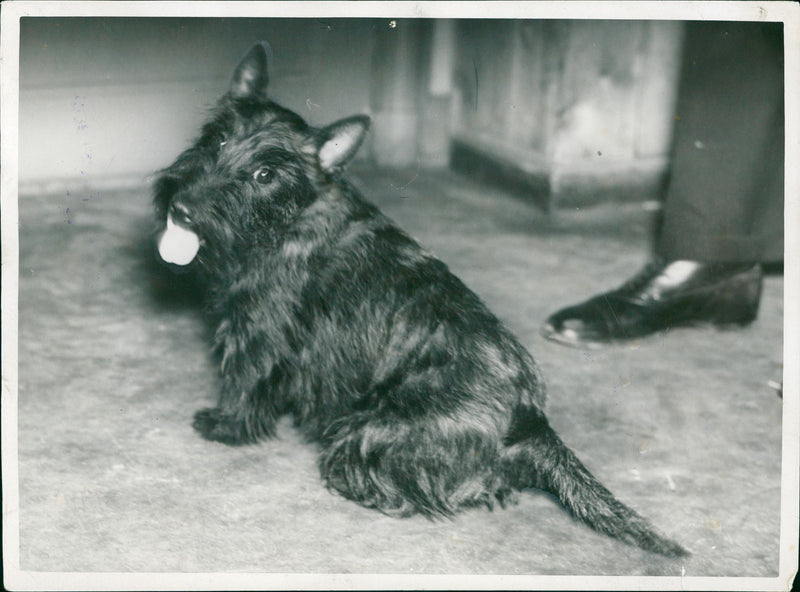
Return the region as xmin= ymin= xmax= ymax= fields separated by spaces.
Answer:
xmin=154 ymin=43 xmax=370 ymax=268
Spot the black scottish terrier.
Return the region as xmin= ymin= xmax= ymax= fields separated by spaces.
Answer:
xmin=154 ymin=43 xmax=686 ymax=556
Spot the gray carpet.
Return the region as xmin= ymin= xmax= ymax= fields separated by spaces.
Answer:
xmin=16 ymin=167 xmax=783 ymax=577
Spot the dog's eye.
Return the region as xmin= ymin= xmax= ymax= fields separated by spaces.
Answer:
xmin=253 ymin=167 xmax=275 ymax=184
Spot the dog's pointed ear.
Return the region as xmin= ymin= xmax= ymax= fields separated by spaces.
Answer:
xmin=230 ymin=43 xmax=271 ymax=100
xmin=316 ymin=115 xmax=371 ymax=172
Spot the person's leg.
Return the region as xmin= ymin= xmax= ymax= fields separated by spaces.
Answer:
xmin=542 ymin=21 xmax=784 ymax=347
xmin=657 ymin=21 xmax=784 ymax=263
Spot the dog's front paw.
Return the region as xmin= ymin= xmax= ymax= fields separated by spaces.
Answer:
xmin=192 ymin=407 xmax=250 ymax=446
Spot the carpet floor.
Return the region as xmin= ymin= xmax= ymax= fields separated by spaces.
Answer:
xmin=15 ymin=167 xmax=784 ymax=578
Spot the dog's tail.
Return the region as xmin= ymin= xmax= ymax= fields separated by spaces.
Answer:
xmin=500 ymin=406 xmax=689 ymax=557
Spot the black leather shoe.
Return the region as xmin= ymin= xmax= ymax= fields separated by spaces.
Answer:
xmin=541 ymin=259 xmax=763 ymax=348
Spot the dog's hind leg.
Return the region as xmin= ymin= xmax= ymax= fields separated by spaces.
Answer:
xmin=499 ymin=405 xmax=688 ymax=556
xmin=318 ymin=411 xmax=511 ymax=517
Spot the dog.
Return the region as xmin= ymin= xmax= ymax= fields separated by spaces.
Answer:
xmin=154 ymin=43 xmax=687 ymax=557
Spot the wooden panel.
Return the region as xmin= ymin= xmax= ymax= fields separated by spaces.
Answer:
xmin=505 ymin=21 xmax=557 ymax=153
xmin=634 ymin=21 xmax=685 ymax=158
xmin=552 ymin=21 xmax=643 ymax=163
xmin=454 ymin=20 xmax=516 ymax=140
xmin=451 ymin=19 xmax=684 ymax=207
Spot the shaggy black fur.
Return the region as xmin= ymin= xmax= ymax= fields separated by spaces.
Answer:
xmin=153 ymin=43 xmax=687 ymax=556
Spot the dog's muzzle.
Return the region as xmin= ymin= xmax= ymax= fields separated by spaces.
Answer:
xmin=158 ymin=214 xmax=200 ymax=266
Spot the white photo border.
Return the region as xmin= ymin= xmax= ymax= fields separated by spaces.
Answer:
xmin=2 ymin=2 xmax=797 ymax=590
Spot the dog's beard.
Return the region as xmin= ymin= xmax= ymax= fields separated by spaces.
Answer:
xmin=158 ymin=214 xmax=200 ymax=266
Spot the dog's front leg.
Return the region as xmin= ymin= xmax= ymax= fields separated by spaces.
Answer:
xmin=193 ymin=362 xmax=280 ymax=446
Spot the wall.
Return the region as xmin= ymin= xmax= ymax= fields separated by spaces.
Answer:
xmin=19 ymin=18 xmax=377 ymax=190
xmin=18 ymin=18 xmax=684 ymax=209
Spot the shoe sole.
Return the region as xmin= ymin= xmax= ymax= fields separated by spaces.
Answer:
xmin=541 ymin=317 xmax=756 ymax=350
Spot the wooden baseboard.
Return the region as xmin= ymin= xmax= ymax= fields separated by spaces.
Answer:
xmin=449 ymin=138 xmax=552 ymax=212
xmin=450 ymin=137 xmax=669 ymax=211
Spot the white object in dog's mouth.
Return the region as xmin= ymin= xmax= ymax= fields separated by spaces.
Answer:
xmin=158 ymin=214 xmax=200 ymax=266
